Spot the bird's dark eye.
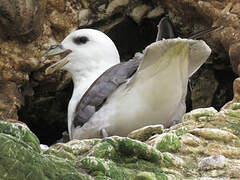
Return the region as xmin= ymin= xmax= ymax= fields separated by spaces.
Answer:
xmin=73 ymin=36 xmax=89 ymax=45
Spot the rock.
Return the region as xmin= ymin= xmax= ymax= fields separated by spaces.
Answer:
xmin=162 ymin=152 xmax=185 ymax=168
xmin=78 ymin=9 xmax=92 ymax=27
xmin=47 ymin=0 xmax=65 ymax=12
xmin=0 ymin=120 xmax=40 ymax=152
xmin=133 ymin=172 xmax=157 ymax=180
xmin=0 ymin=81 xmax=23 ymax=120
xmin=198 ymin=155 xmax=226 ymax=170
xmin=106 ymin=0 xmax=129 ymax=15
xmin=180 ymin=133 xmax=203 ymax=147
xmin=0 ymin=0 xmax=46 ymax=41
xmin=148 ymin=132 xmax=181 ymax=153
xmin=192 ymin=69 xmax=219 ymax=109
xmin=0 ymin=121 xmax=88 ymax=179
xmin=222 ymin=78 xmax=240 ymax=109
xmin=1 ymin=0 xmax=240 ymax=178
xmin=128 ymin=124 xmax=164 ymax=141
xmin=130 ymin=5 xmax=151 ymax=23
xmin=0 ymin=121 xmax=186 ymax=179
xmin=183 ymin=107 xmax=218 ymax=122
xmin=40 ymin=144 xmax=49 ymax=151
xmin=146 ymin=6 xmax=165 ymax=19
xmin=190 ymin=128 xmax=238 ymax=143
xmin=49 ymin=10 xmax=69 ymax=32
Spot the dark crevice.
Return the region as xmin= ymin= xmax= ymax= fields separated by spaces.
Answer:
xmin=18 ymin=76 xmax=73 ymax=145
xmin=107 ymin=17 xmax=161 ymax=61
xmin=213 ymin=68 xmax=238 ymax=110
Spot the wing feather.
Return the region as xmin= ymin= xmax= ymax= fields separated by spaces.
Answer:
xmin=73 ymin=55 xmax=142 ymax=127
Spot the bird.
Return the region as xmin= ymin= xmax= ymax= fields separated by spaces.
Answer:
xmin=43 ymin=18 xmax=215 ymax=140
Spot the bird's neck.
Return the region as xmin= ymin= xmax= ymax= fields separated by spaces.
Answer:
xmin=70 ymin=62 xmax=116 ymax=99
xmin=68 ymin=69 xmax=101 ymax=139
xmin=67 ymin=58 xmax=119 ymax=138
xmin=71 ymin=69 xmax=103 ymax=99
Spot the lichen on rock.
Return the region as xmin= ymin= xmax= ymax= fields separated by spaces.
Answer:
xmin=0 ymin=121 xmax=89 ymax=180
xmin=2 ymin=77 xmax=240 ymax=178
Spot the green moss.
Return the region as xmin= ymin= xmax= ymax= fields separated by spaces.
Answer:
xmin=231 ymin=103 xmax=240 ymax=110
xmin=91 ymin=137 xmax=120 ymax=160
xmin=155 ymin=133 xmax=181 ymax=153
xmin=162 ymin=153 xmax=174 ymax=167
xmin=128 ymin=125 xmax=164 ymax=141
xmin=184 ymin=108 xmax=217 ymax=122
xmin=0 ymin=122 xmax=90 ymax=180
xmin=160 ymin=169 xmax=182 ymax=179
xmin=155 ymin=173 xmax=168 ymax=180
xmin=48 ymin=139 xmax=100 ymax=158
xmin=76 ymin=137 xmax=174 ymax=179
xmin=229 ymin=122 xmax=240 ymax=136
xmin=91 ymin=136 xmax=164 ymax=165
xmin=0 ymin=122 xmax=183 ymax=179
xmin=172 ymin=126 xmax=189 ymax=137
xmin=44 ymin=148 xmax=76 ymax=160
xmin=0 ymin=121 xmax=40 ymax=152
xmin=123 ymin=160 xmax=160 ymax=172
xmin=78 ymin=156 xmax=134 ymax=179
xmin=134 ymin=172 xmax=157 ymax=180
xmin=118 ymin=137 xmax=164 ymax=164
xmin=225 ymin=109 xmax=240 ymax=118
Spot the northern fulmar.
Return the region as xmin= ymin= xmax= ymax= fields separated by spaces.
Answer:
xmin=43 ymin=18 xmax=218 ymax=140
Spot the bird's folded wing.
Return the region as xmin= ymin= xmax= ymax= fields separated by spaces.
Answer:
xmin=73 ymin=54 xmax=142 ymax=127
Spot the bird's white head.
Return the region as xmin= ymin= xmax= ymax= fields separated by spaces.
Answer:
xmin=44 ymin=29 xmax=120 ymax=78
xmin=43 ymin=29 xmax=121 ymax=140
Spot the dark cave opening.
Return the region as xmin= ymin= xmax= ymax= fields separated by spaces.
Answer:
xmin=18 ymin=17 xmax=237 ymax=145
xmin=213 ymin=68 xmax=238 ymax=110
xmin=18 ymin=80 xmax=73 ymax=145
xmin=107 ymin=17 xmax=161 ymax=61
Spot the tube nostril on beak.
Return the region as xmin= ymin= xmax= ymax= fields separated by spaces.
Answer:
xmin=49 ymin=45 xmax=58 ymax=50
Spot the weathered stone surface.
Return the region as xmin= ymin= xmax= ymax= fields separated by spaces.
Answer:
xmin=0 ymin=0 xmax=237 ymax=145
xmin=130 ymin=5 xmax=151 ymax=23
xmin=128 ymin=124 xmax=164 ymax=141
xmin=0 ymin=0 xmax=240 ymax=179
xmin=2 ymin=76 xmax=240 ymax=179
xmin=0 ymin=121 xmax=185 ymax=179
xmin=222 ymin=78 xmax=240 ymax=109
xmin=148 ymin=132 xmax=181 ymax=153
xmin=0 ymin=81 xmax=23 ymax=120
xmin=192 ymin=69 xmax=218 ymax=109
xmin=198 ymin=155 xmax=226 ymax=170
xmin=0 ymin=121 xmax=89 ymax=180
xmin=0 ymin=0 xmax=47 ymax=40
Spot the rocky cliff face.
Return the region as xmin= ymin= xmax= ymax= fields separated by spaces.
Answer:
xmin=0 ymin=0 xmax=240 ymax=179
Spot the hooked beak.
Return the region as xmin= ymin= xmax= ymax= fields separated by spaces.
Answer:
xmin=43 ymin=45 xmax=72 ymax=75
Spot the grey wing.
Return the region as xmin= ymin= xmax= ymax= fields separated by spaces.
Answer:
xmin=73 ymin=55 xmax=142 ymax=128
